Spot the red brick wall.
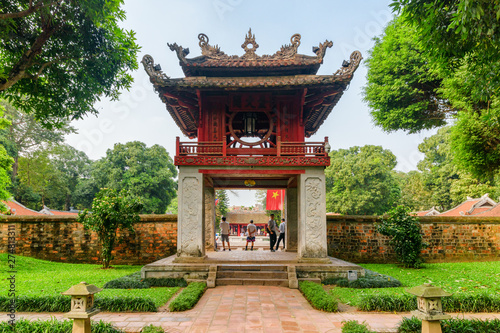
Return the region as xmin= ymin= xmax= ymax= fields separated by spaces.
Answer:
xmin=327 ymin=215 xmax=500 ymax=263
xmin=2 ymin=215 xmax=499 ymax=264
xmin=0 ymin=215 xmax=177 ymax=265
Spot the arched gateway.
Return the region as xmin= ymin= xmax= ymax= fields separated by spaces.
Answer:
xmin=142 ymin=30 xmax=363 ymax=285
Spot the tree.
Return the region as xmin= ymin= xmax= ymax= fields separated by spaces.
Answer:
xmin=378 ymin=205 xmax=427 ymax=268
xmin=393 ymin=170 xmax=433 ymax=211
xmin=0 ymin=103 xmax=13 ymax=211
xmin=364 ymin=17 xmax=451 ymax=133
xmin=325 ymin=145 xmax=400 ymax=215
xmin=365 ymin=2 xmax=500 ymax=177
xmin=0 ymin=100 xmax=75 ymax=180
xmin=78 ymin=188 xmax=142 ymax=268
xmin=215 ymin=190 xmax=229 ymax=226
xmin=91 ymin=141 xmax=177 ymax=214
xmin=0 ymin=0 xmax=140 ymax=126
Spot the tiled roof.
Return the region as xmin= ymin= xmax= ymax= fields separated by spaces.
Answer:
xmin=2 ymin=200 xmax=44 ymax=216
xmin=414 ymin=207 xmax=440 ymax=216
xmin=471 ymin=203 xmax=500 ymax=216
xmin=438 ymin=194 xmax=496 ymax=216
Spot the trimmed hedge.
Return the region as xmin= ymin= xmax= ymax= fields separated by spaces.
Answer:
xmin=398 ymin=317 xmax=500 ymax=333
xmin=0 ymin=295 xmax=156 ymax=312
xmin=103 ymin=272 xmax=187 ymax=289
xmin=168 ymin=282 xmax=207 ymax=312
xmin=0 ymin=318 xmax=123 ymax=333
xmin=298 ymin=280 xmax=338 ymax=312
xmin=359 ymin=293 xmax=500 ymax=312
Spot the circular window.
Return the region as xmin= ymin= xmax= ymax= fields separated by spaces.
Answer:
xmin=228 ymin=110 xmax=274 ymax=147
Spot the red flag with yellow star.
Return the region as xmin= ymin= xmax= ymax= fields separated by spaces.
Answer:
xmin=266 ymin=189 xmax=285 ymax=210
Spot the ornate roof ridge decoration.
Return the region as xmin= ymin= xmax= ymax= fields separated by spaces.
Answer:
xmin=142 ymin=55 xmax=170 ymax=87
xmin=333 ymin=50 xmax=363 ymax=76
xmin=168 ymin=28 xmax=333 ymax=63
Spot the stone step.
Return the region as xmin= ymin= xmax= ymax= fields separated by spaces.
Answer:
xmin=217 ymin=270 xmax=288 ymax=279
xmin=298 ymin=277 xmax=321 ymax=284
xmin=216 ymin=278 xmax=289 ymax=287
xmin=218 ymin=265 xmax=287 ymax=272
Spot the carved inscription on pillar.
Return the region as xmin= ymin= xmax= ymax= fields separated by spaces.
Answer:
xmin=204 ymin=187 xmax=215 ymax=249
xmin=304 ymin=177 xmax=326 ymax=257
xmin=181 ymin=177 xmax=201 ymax=255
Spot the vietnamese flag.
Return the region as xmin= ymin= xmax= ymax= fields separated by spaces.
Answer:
xmin=266 ymin=189 xmax=285 ymax=210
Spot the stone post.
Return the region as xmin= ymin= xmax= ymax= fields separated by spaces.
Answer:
xmin=176 ymin=167 xmax=206 ymax=261
xmin=407 ymin=283 xmax=452 ymax=333
xmin=204 ymin=186 xmax=216 ymax=250
xmin=62 ymin=282 xmax=102 ymax=333
xmin=297 ymin=168 xmax=328 ymax=261
xmin=286 ymin=187 xmax=298 ymax=252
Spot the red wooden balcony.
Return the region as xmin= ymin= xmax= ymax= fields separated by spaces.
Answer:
xmin=174 ymin=137 xmax=331 ymax=167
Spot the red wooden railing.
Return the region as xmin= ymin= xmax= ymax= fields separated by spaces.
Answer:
xmin=176 ymin=136 xmax=329 ymax=157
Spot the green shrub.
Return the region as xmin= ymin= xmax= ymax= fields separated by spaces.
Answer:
xmin=103 ymin=272 xmax=187 ymax=289
xmin=323 ymin=270 xmax=401 ymax=288
xmin=169 ymin=282 xmax=207 ymax=312
xmin=95 ymin=297 xmax=156 ymax=312
xmin=342 ymin=320 xmax=374 ymax=333
xmin=443 ymin=293 xmax=500 ymax=312
xmin=360 ymin=293 xmax=500 ymax=312
xmin=0 ymin=295 xmax=156 ymax=312
xmin=298 ymin=280 xmax=338 ymax=312
xmin=377 ymin=205 xmax=427 ymax=268
xmin=141 ymin=325 xmax=165 ymax=333
xmin=398 ymin=317 xmax=500 ymax=333
xmin=0 ymin=318 xmax=123 ymax=333
xmin=359 ymin=294 xmax=416 ymax=312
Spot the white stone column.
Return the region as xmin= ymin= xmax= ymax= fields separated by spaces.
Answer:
xmin=176 ymin=167 xmax=206 ymax=260
xmin=286 ymin=188 xmax=298 ymax=252
xmin=297 ymin=168 xmax=328 ymax=260
xmin=204 ymin=186 xmax=215 ymax=250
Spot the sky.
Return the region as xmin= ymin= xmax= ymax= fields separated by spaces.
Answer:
xmin=65 ymin=0 xmax=437 ymax=206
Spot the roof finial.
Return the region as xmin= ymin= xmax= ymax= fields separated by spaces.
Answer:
xmin=241 ymin=28 xmax=259 ymax=59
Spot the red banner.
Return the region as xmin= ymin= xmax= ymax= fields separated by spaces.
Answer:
xmin=266 ymin=189 xmax=284 ymax=210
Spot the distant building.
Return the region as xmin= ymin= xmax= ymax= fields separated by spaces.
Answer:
xmin=226 ymin=204 xmax=268 ymax=236
xmin=414 ymin=207 xmax=440 ymax=216
xmin=439 ymin=194 xmax=496 ymax=216
xmin=2 ymin=199 xmax=44 ymax=216
xmin=2 ymin=200 xmax=80 ymax=216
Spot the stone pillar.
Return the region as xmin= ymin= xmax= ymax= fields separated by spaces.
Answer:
xmin=204 ymin=186 xmax=216 ymax=250
xmin=286 ymin=187 xmax=298 ymax=252
xmin=176 ymin=167 xmax=206 ymax=260
xmin=297 ymin=168 xmax=328 ymax=260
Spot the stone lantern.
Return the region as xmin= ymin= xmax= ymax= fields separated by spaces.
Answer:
xmin=62 ymin=281 xmax=102 ymax=333
xmin=407 ymin=283 xmax=452 ymax=333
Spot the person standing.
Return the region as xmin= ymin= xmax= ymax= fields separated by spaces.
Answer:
xmin=275 ymin=218 xmax=286 ymax=251
xmin=266 ymin=214 xmax=278 ymax=252
xmin=245 ymin=220 xmax=257 ymax=251
xmin=220 ymin=216 xmax=231 ymax=251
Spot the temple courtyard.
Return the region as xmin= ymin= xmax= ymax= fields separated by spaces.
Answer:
xmin=11 ymin=285 xmax=500 ymax=333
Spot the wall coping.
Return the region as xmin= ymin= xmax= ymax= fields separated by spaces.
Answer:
xmin=0 ymin=214 xmax=178 ymax=223
xmin=327 ymin=215 xmax=500 ymax=224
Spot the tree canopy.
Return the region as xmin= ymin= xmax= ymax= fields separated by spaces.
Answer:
xmin=91 ymin=141 xmax=177 ymax=214
xmin=325 ymin=145 xmax=400 ymax=215
xmin=0 ymin=0 xmax=140 ymax=126
xmin=365 ymin=1 xmax=500 ymax=178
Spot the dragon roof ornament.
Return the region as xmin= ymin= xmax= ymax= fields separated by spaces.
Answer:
xmin=167 ymin=28 xmax=333 ymax=63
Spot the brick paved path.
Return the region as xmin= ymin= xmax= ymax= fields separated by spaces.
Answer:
xmin=6 ymin=286 xmax=500 ymax=333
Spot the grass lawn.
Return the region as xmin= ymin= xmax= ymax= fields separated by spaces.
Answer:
xmin=330 ymin=261 xmax=500 ymax=307
xmin=0 ymin=254 xmax=178 ymax=307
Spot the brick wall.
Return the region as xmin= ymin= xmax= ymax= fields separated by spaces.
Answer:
xmin=0 ymin=215 xmax=177 ymax=265
xmin=327 ymin=215 xmax=500 ymax=263
xmin=2 ymin=215 xmax=499 ymax=264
